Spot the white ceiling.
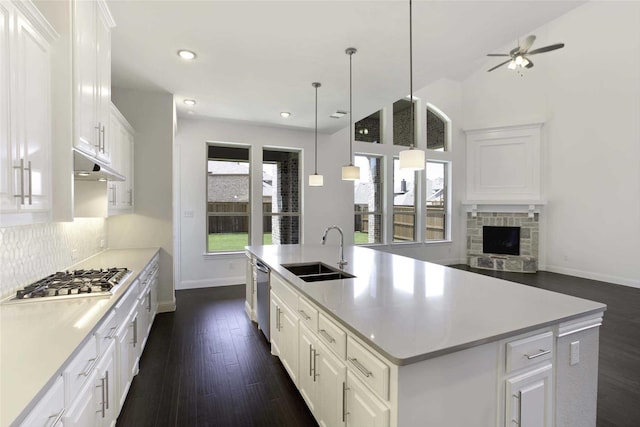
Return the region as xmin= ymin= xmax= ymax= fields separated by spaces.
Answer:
xmin=108 ymin=0 xmax=582 ymax=133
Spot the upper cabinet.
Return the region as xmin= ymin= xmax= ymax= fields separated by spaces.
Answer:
xmin=73 ymin=0 xmax=114 ymax=164
xmin=108 ymin=103 xmax=135 ymax=215
xmin=0 ymin=1 xmax=58 ymax=227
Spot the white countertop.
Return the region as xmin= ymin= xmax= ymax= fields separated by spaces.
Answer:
xmin=247 ymin=244 xmax=606 ymax=366
xmin=0 ymin=248 xmax=159 ymax=427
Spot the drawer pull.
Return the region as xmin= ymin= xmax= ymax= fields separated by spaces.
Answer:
xmin=105 ymin=326 xmax=117 ymax=339
xmin=47 ymin=408 xmax=65 ymax=426
xmin=342 ymin=382 xmax=349 ymax=422
xmin=525 ymin=349 xmax=551 ymax=360
xmin=319 ymin=329 xmax=335 ymax=343
xmin=79 ymin=357 xmax=98 ymax=376
xmin=298 ymin=309 xmax=311 ymax=321
xmin=348 ymin=357 xmax=372 ymax=378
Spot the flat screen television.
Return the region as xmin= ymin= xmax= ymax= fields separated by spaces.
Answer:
xmin=483 ymin=226 xmax=520 ymax=255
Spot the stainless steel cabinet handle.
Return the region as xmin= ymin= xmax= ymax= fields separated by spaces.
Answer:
xmin=79 ymin=358 xmax=97 ymax=376
xmin=128 ymin=189 xmax=133 ymax=205
xmin=96 ymin=377 xmax=106 ymax=417
xmin=313 ymin=348 xmax=319 ymax=382
xmin=275 ymin=307 xmax=280 ymax=331
xmin=298 ymin=309 xmax=311 ymax=321
xmin=512 ymin=391 xmax=522 ymax=425
xmin=525 ymin=349 xmax=551 ymax=360
xmin=100 ymin=125 xmax=106 ymax=153
xmin=132 ymin=316 xmax=138 ymax=347
xmin=147 ymin=293 xmax=151 ymax=312
xmin=319 ymin=329 xmax=335 ymax=343
xmin=348 ymin=357 xmax=373 ymax=378
xmin=105 ymin=370 xmax=110 ymax=409
xmin=13 ymin=159 xmax=25 ymax=204
xmin=106 ymin=326 xmax=117 ymax=339
xmin=309 ymin=344 xmax=313 ymax=377
xmin=47 ymin=408 xmax=65 ymax=426
xmin=26 ymin=161 xmax=32 ymax=205
xmin=95 ymin=123 xmax=101 ymax=149
xmin=342 ymin=382 xmax=349 ymax=422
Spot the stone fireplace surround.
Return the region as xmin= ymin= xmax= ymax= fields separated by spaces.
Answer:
xmin=467 ymin=212 xmax=539 ymax=273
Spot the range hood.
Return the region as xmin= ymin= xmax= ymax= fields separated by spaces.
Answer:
xmin=73 ymin=149 xmax=125 ymax=181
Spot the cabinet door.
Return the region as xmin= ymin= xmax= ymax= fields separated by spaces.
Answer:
xmin=0 ymin=2 xmax=12 ymax=212
xmin=270 ymin=294 xmax=282 ymax=356
xmin=506 ymin=364 xmax=552 ymax=427
xmin=115 ymin=312 xmax=138 ymax=411
xmin=316 ymin=338 xmax=346 ymax=427
xmin=96 ymin=342 xmax=117 ymax=427
xmin=13 ymin=12 xmax=51 ymax=212
xmin=346 ymin=371 xmax=389 ymax=427
xmin=270 ymin=293 xmax=298 ymax=385
xmin=298 ymin=323 xmax=318 ymax=414
xmin=64 ymin=367 xmax=99 ymax=427
xmin=73 ymin=0 xmax=98 ymax=156
xmin=95 ymin=9 xmax=111 ymax=163
xmin=18 ymin=375 xmax=65 ymax=427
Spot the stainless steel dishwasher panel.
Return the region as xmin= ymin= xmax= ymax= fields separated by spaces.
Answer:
xmin=255 ymin=261 xmax=270 ymax=341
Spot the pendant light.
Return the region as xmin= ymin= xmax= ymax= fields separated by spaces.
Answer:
xmin=399 ymin=0 xmax=425 ymax=171
xmin=309 ymin=82 xmax=324 ymax=187
xmin=342 ymin=47 xmax=360 ymax=181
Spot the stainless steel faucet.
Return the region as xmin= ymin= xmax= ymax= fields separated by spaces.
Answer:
xmin=321 ymin=225 xmax=347 ymax=269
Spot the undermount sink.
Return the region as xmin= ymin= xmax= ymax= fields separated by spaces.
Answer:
xmin=282 ymin=262 xmax=356 ymax=282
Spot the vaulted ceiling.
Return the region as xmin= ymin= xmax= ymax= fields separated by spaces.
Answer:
xmin=109 ymin=0 xmax=582 ymax=133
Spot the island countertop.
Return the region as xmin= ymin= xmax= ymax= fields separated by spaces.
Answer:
xmin=247 ymin=244 xmax=606 ymax=366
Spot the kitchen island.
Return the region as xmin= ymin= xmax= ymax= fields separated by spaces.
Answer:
xmin=246 ymin=244 xmax=606 ymax=427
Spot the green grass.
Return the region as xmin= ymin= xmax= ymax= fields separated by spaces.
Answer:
xmin=208 ymin=233 xmax=271 ymax=252
xmin=354 ymin=231 xmax=370 ymax=245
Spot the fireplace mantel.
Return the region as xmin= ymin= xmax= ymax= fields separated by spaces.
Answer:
xmin=462 ymin=200 xmax=546 ymax=218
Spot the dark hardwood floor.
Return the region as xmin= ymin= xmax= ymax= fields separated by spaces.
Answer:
xmin=116 ymin=286 xmax=317 ymax=427
xmin=451 ymin=265 xmax=640 ymax=427
xmin=118 ymin=270 xmax=640 ymax=427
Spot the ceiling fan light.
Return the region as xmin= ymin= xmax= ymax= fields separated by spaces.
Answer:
xmin=309 ymin=174 xmax=324 ymax=187
xmin=399 ymin=146 xmax=425 ymax=171
xmin=508 ymin=60 xmax=517 ymax=70
xmin=521 ymin=57 xmax=530 ymax=67
xmin=342 ymin=164 xmax=360 ymax=181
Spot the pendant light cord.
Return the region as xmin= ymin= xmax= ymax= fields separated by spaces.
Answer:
xmin=314 ymin=84 xmax=318 ymax=174
xmin=349 ymin=50 xmax=354 ymax=165
xmin=410 ymin=0 xmax=414 ymax=150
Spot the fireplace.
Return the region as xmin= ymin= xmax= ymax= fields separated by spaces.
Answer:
xmin=483 ymin=226 xmax=520 ymax=255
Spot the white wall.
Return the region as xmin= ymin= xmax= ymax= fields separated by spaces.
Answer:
xmin=109 ymin=88 xmax=176 ymax=309
xmin=174 ymin=118 xmax=351 ymax=289
xmin=462 ymin=1 xmax=640 ymax=287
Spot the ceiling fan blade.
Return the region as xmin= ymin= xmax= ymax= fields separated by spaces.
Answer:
xmin=487 ymin=53 xmax=510 ymax=57
xmin=527 ymin=43 xmax=565 ymax=55
xmin=525 ymin=58 xmax=534 ymax=68
xmin=487 ymin=59 xmax=512 ymax=72
xmin=520 ymin=35 xmax=536 ymax=53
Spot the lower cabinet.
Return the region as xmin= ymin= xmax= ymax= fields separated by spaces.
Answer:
xmin=505 ymin=364 xmax=552 ymax=427
xmin=64 ymin=368 xmax=99 ymax=427
xmin=116 ymin=307 xmax=139 ymax=411
xmin=270 ymin=292 xmax=299 ymax=385
xmin=17 ymin=376 xmax=64 ymax=427
xmin=95 ymin=341 xmax=117 ymax=427
xmin=345 ymin=371 xmax=390 ymax=427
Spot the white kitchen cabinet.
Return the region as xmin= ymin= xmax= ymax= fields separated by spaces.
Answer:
xmin=346 ymin=371 xmax=390 ymax=427
xmin=72 ymin=0 xmax=114 ymax=163
xmin=298 ymin=323 xmax=319 ymax=413
xmin=316 ymin=337 xmax=347 ymax=427
xmin=95 ymin=341 xmax=117 ymax=427
xmin=0 ymin=0 xmax=56 ymax=226
xmin=108 ymin=103 xmax=134 ymax=215
xmin=115 ymin=307 xmax=139 ymax=411
xmin=270 ymin=292 xmax=299 ymax=385
xmin=63 ymin=367 xmax=98 ymax=427
xmin=17 ymin=375 xmax=64 ymax=427
xmin=506 ymin=364 xmax=552 ymax=427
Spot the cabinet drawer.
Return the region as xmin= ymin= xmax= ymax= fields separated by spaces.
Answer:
xmin=18 ymin=375 xmax=64 ymax=427
xmin=347 ymin=336 xmax=390 ymax=401
xmin=506 ymin=331 xmax=553 ymax=373
xmin=95 ymin=309 xmax=117 ymax=355
xmin=271 ymin=273 xmax=298 ymax=312
xmin=297 ymin=297 xmax=318 ymax=331
xmin=318 ymin=313 xmax=346 ymax=359
xmin=63 ymin=336 xmax=98 ymax=404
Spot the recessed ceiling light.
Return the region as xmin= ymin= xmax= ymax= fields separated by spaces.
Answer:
xmin=98 ymin=178 xmax=107 ymax=182
xmin=177 ymin=50 xmax=197 ymax=60
xmin=280 ymin=112 xmax=291 ymax=118
xmin=184 ymin=99 xmax=196 ymax=106
xmin=330 ymin=110 xmax=347 ymax=119
xmin=77 ymin=172 xmax=90 ymax=177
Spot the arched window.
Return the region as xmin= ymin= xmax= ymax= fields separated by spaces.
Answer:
xmin=425 ymin=104 xmax=451 ymax=241
xmin=426 ymin=104 xmax=449 ymax=152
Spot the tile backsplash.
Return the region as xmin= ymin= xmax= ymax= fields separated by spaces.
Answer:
xmin=0 ymin=218 xmax=106 ymax=299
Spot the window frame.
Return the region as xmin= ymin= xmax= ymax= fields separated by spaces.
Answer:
xmin=353 ymin=154 xmax=384 ymax=245
xmin=392 ymin=157 xmax=417 ymax=243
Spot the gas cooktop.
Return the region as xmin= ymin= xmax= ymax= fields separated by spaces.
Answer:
xmin=7 ymin=268 xmax=131 ymax=303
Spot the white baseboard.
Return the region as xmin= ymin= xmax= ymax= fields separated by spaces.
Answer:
xmin=544 ymin=264 xmax=639 ymax=289
xmin=244 ymin=301 xmax=256 ymax=322
xmin=178 ymin=276 xmax=245 ymax=290
xmin=158 ymin=301 xmax=176 ymax=313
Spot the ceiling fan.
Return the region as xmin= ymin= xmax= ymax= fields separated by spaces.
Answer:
xmin=487 ymin=35 xmax=565 ymax=72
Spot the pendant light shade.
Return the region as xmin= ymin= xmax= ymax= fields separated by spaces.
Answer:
xmin=399 ymin=0 xmax=425 ymax=171
xmin=342 ymin=47 xmax=360 ymax=181
xmin=309 ymin=82 xmax=324 ymax=187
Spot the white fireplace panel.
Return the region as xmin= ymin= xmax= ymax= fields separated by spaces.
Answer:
xmin=466 ymin=124 xmax=542 ymax=201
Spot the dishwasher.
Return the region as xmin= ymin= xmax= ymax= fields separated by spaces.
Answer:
xmin=255 ymin=260 xmax=271 ymax=341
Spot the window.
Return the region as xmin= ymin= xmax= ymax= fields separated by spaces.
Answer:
xmin=426 ymin=161 xmax=448 ymax=241
xmin=393 ymin=99 xmax=416 ymax=146
xmin=354 ymin=155 xmax=383 ymax=244
xmin=427 ymin=106 xmax=447 ymax=151
xmin=207 ymin=145 xmax=250 ymax=252
xmin=393 ymin=158 xmax=416 ymax=242
xmin=263 ymin=149 xmax=300 ymax=245
xmin=355 ymin=110 xmax=382 ymax=144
